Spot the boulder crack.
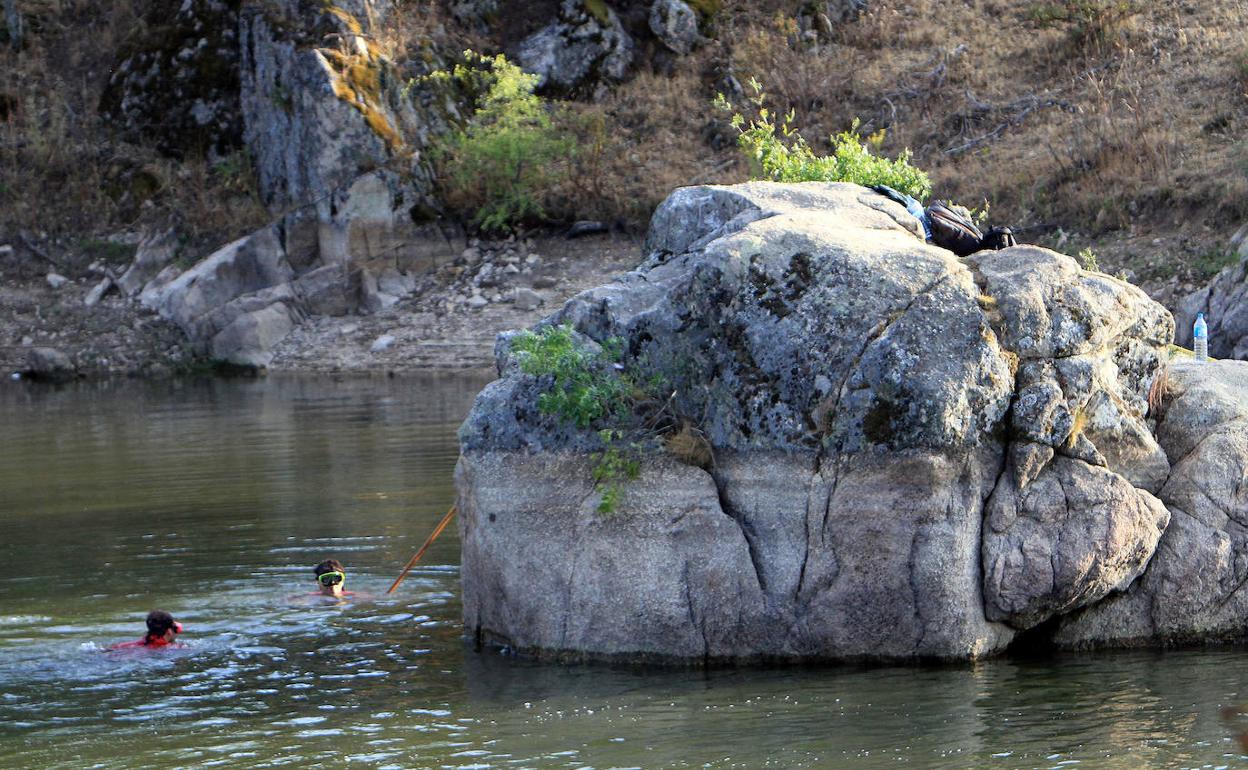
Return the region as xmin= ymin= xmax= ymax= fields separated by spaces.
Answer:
xmin=683 ymin=561 xmax=710 ymax=662
xmin=823 ymin=269 xmax=956 ymax=448
xmin=710 ymin=471 xmax=767 ymax=594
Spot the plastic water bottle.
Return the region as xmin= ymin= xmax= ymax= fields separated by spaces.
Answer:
xmin=1194 ymin=313 xmax=1208 ymax=361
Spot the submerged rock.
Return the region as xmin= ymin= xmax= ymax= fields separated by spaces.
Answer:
xmin=456 ymin=182 xmax=1175 ymax=664
xmin=25 ymin=347 xmax=75 ymax=382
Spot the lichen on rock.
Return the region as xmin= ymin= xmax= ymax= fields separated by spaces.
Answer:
xmin=456 ymin=181 xmax=1180 ymax=664
xmin=239 ymin=0 xmax=449 ymax=209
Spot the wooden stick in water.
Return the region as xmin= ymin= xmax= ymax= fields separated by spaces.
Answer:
xmin=387 ymin=504 xmax=458 ymax=594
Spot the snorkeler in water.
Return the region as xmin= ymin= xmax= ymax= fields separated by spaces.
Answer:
xmin=313 ymin=558 xmax=353 ymax=598
xmin=108 ymin=610 xmax=185 ymax=650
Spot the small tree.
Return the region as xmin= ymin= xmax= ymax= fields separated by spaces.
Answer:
xmin=716 ymin=79 xmax=932 ymax=201
xmin=428 ymin=51 xmax=572 ymax=232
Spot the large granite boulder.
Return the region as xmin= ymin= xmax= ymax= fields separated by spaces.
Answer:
xmin=456 ymin=182 xmax=1175 ymax=663
xmin=1053 ymin=359 xmax=1248 ymax=648
xmin=142 ymin=170 xmax=458 ymax=367
xmin=146 ymin=222 xmax=299 ymax=368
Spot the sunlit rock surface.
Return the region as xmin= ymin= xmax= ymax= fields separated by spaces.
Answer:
xmin=457 ymin=181 xmax=1177 ymax=663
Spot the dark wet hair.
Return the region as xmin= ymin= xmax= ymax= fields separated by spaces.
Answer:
xmin=313 ymin=559 xmax=345 ymax=578
xmin=145 ymin=610 xmax=177 ymax=641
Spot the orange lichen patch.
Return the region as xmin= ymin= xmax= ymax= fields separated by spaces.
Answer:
xmin=323 ymin=4 xmax=364 ymax=36
xmin=317 ymin=41 xmax=406 ymax=154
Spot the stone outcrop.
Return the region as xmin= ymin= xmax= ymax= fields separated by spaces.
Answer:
xmin=456 ymin=182 xmax=1176 ymax=663
xmin=117 ymin=230 xmax=179 ymax=297
xmin=101 ymin=0 xmax=457 ymax=365
xmin=239 ymin=0 xmax=447 ymax=210
xmin=100 ymin=0 xmax=243 ymax=158
xmin=140 ymin=170 xmax=458 ymax=367
xmin=1053 ymin=359 xmax=1248 ymax=648
xmin=1176 ymin=256 xmax=1248 ymax=359
xmin=649 ymin=0 xmax=702 ymax=55
xmin=514 ymin=0 xmax=634 ymax=96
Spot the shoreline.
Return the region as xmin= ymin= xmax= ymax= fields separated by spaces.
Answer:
xmin=3 ymin=231 xmax=642 ymax=382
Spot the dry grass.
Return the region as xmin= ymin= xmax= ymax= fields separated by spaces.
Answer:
xmin=1147 ymin=362 xmax=1171 ymax=415
xmin=6 ymin=0 xmax=1248 ymax=283
xmin=695 ymin=0 xmax=1248 ymax=266
xmin=0 ymin=0 xmax=266 ymax=261
xmin=665 ymin=420 xmax=714 ymax=469
xmin=549 ymin=67 xmax=745 ymax=224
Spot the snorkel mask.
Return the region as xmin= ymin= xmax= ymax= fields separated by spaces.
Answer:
xmin=172 ymin=621 xmax=183 ymax=634
xmin=317 ymin=571 xmax=345 ymax=587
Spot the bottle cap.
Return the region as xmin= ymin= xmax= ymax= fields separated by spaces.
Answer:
xmin=1197 ymin=312 xmax=1205 ymax=319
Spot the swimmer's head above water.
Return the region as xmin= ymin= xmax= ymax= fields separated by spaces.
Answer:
xmin=313 ymin=559 xmax=346 ymax=597
xmin=145 ymin=610 xmax=182 ymax=645
xmin=108 ymin=609 xmax=183 ymax=650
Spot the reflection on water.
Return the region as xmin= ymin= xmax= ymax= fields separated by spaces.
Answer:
xmin=2 ymin=375 xmax=1248 ymax=769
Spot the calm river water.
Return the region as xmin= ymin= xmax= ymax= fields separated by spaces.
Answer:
xmin=3 ymin=374 xmax=1248 ymax=769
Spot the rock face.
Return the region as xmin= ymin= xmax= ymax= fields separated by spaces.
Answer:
xmin=514 ymin=0 xmax=634 ymax=96
xmin=456 ymin=182 xmax=1176 ymax=663
xmin=143 ymin=170 xmax=458 ymax=367
xmin=100 ymin=0 xmax=243 ymax=158
xmin=1053 ymin=359 xmax=1248 ymax=648
xmin=239 ymin=0 xmax=446 ymax=210
xmin=1176 ymin=257 xmax=1248 ymax=359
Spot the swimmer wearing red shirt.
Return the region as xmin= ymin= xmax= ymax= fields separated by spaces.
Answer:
xmin=314 ymin=558 xmax=353 ymax=598
xmin=109 ymin=610 xmax=185 ymax=650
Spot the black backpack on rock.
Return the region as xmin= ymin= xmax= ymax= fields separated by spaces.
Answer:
xmin=868 ymin=187 xmax=1020 ymax=256
xmin=980 ymin=226 xmax=1018 ymax=251
xmin=925 ymin=202 xmax=1018 ymax=256
xmin=926 ymin=201 xmax=983 ymax=257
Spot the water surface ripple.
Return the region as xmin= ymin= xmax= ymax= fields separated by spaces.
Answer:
xmin=2 ymin=374 xmax=1248 ymax=769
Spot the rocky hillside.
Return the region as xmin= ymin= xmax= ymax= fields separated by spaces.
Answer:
xmin=2 ymin=0 xmax=1247 ymax=374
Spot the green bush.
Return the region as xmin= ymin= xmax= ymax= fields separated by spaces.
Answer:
xmin=511 ymin=324 xmax=643 ymax=513
xmin=511 ymin=324 xmax=630 ymax=429
xmin=592 ymin=441 xmax=641 ymax=514
xmin=1077 ymin=247 xmax=1099 ymax=272
xmin=716 ymin=80 xmax=932 ymax=201
xmin=426 ymin=51 xmax=572 ymax=232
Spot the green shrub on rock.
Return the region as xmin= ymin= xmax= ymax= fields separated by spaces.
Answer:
xmin=511 ymin=324 xmax=640 ymax=513
xmin=425 ymin=51 xmax=572 ymax=232
xmin=716 ymin=79 xmax=932 ymax=201
xmin=511 ymin=323 xmax=630 ymax=429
